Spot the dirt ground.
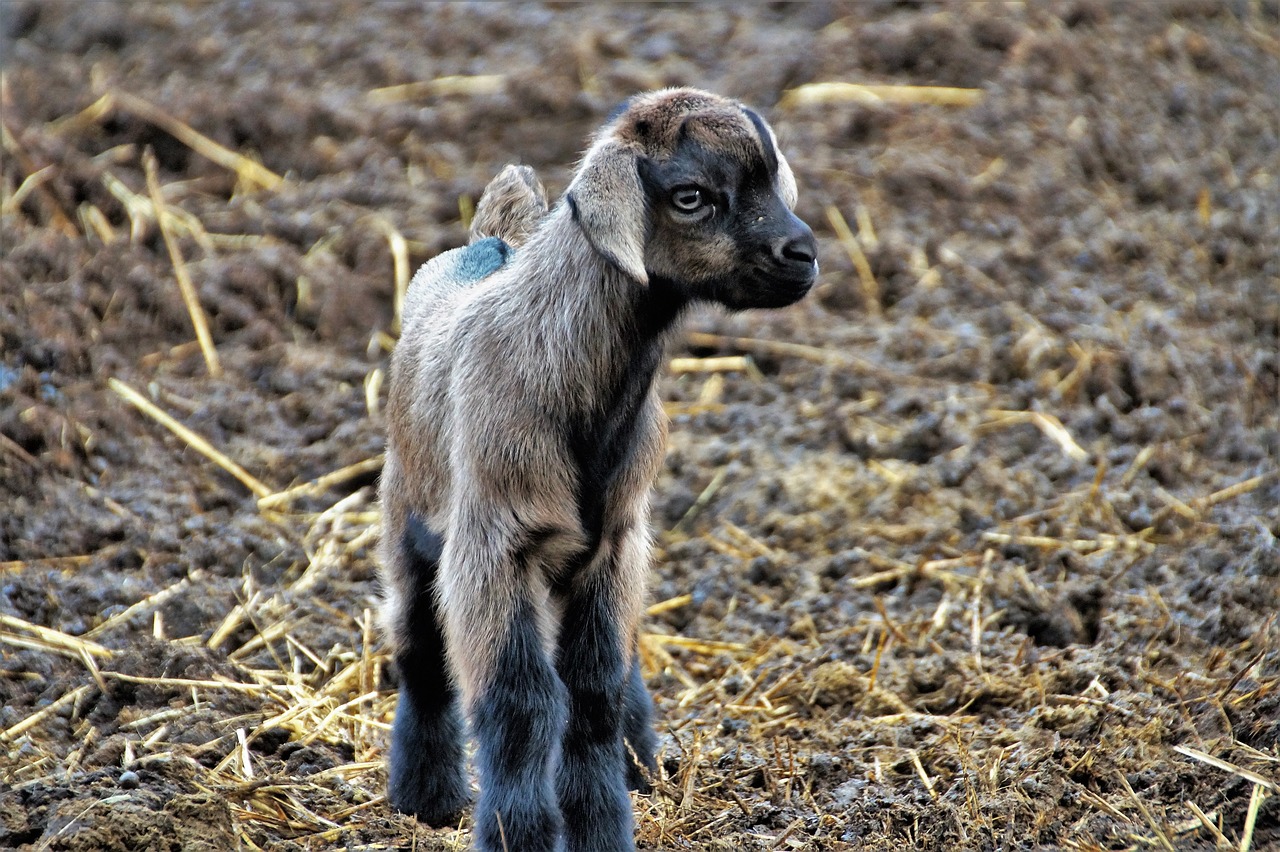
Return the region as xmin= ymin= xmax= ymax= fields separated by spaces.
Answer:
xmin=2 ymin=2 xmax=1278 ymax=850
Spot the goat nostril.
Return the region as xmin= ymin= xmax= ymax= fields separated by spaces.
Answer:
xmin=778 ymin=235 xmax=817 ymax=266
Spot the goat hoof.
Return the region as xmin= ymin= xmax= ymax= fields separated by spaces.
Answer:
xmin=626 ymin=769 xmax=653 ymax=795
xmin=389 ymin=785 xmax=470 ymax=827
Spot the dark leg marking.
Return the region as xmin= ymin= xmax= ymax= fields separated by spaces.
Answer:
xmin=472 ymin=601 xmax=567 ymax=852
xmin=623 ymin=649 xmax=658 ymax=793
xmin=551 ymin=294 xmax=677 ymax=850
xmin=555 ymin=580 xmax=634 ymax=852
xmin=387 ymin=513 xmax=470 ymax=826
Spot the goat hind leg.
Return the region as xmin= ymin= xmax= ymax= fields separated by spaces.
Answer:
xmin=623 ymin=647 xmax=658 ymax=793
xmin=386 ymin=514 xmax=470 ymax=825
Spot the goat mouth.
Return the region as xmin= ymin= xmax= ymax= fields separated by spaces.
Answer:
xmin=773 ymin=278 xmax=815 ymax=304
xmin=740 ymin=268 xmax=814 ymax=308
xmin=760 ymin=261 xmax=817 ymax=290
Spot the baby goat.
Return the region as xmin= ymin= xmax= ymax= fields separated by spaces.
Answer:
xmin=380 ymin=88 xmax=817 ymax=852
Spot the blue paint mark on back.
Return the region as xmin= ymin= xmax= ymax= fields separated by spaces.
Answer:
xmin=455 ymin=236 xmax=513 ymax=282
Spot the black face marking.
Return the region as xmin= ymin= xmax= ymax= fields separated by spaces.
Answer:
xmin=635 ymin=133 xmax=815 ymax=310
xmin=743 ymin=108 xmax=780 ymax=179
xmin=640 ymin=139 xmax=743 ymax=209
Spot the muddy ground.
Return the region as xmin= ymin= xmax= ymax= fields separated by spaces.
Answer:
xmin=2 ymin=2 xmax=1278 ymax=850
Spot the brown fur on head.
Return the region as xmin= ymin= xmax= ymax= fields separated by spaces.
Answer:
xmin=567 ymin=87 xmax=813 ymax=308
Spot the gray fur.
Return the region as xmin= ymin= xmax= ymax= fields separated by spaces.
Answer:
xmin=380 ymin=87 xmax=817 ymax=851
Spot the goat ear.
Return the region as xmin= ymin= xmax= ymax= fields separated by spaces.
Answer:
xmin=568 ymin=140 xmax=649 ymax=285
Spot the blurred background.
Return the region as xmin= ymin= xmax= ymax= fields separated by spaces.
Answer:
xmin=2 ymin=2 xmax=1278 ymax=850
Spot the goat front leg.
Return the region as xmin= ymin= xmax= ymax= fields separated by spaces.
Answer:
xmin=617 ymin=521 xmax=658 ymax=792
xmin=441 ymin=536 xmax=567 ymax=852
xmin=555 ymin=529 xmax=651 ymax=852
xmin=385 ymin=511 xmax=470 ymax=825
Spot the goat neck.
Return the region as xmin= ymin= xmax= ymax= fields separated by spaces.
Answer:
xmin=502 ymin=202 xmax=684 ymax=414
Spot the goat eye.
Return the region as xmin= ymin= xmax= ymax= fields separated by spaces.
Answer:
xmin=670 ymin=187 xmax=705 ymax=213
